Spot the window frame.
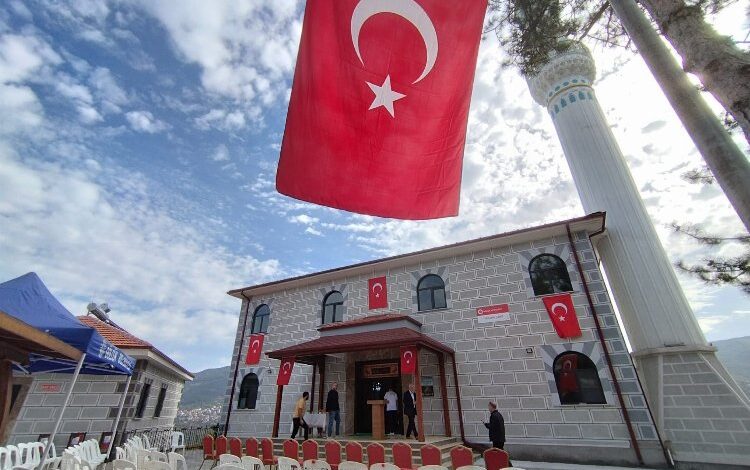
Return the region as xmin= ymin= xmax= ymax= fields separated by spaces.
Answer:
xmin=552 ymin=351 xmax=606 ymax=405
xmin=251 ymin=304 xmax=271 ymax=334
xmin=528 ymin=253 xmax=574 ymax=296
xmin=321 ymin=290 xmax=344 ymax=325
xmin=153 ymin=385 xmax=167 ymax=418
xmin=416 ymin=274 xmax=447 ymax=312
xmin=238 ymin=373 xmax=260 ymax=410
xmin=135 ymin=382 xmax=151 ymax=418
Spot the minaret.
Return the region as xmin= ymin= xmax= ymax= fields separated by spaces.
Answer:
xmin=528 ymin=43 xmax=750 ymax=466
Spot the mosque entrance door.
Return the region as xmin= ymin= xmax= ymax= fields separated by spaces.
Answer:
xmin=354 ymin=360 xmax=402 ymax=436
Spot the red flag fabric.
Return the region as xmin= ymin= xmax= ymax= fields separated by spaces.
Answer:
xmin=400 ymin=346 xmax=418 ymax=374
xmin=542 ymin=294 xmax=583 ymax=339
xmin=245 ymin=334 xmax=265 ymax=365
xmin=368 ymin=276 xmax=388 ymax=309
xmin=276 ymin=0 xmax=487 ymax=219
xmin=277 ymin=357 xmax=295 ymax=385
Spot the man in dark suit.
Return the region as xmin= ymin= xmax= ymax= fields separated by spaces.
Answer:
xmin=402 ymin=383 xmax=418 ymax=439
xmin=484 ymin=401 xmax=506 ymax=449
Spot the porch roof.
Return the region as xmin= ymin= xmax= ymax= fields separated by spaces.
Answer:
xmin=266 ymin=327 xmax=453 ymax=363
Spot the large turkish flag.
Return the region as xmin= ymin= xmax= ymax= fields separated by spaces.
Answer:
xmin=245 ymin=333 xmax=264 ymax=365
xmin=400 ymin=346 xmax=418 ymax=374
xmin=368 ymin=276 xmax=388 ymax=309
xmin=277 ymin=357 xmax=295 ymax=385
xmin=542 ymin=294 xmax=583 ymax=339
xmin=276 ymin=0 xmax=487 ymax=219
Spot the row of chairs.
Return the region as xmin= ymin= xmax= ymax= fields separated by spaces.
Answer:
xmin=201 ymin=436 xmax=514 ymax=470
xmin=0 ymin=442 xmax=56 ymax=470
xmin=212 ymin=457 xmax=521 ymax=470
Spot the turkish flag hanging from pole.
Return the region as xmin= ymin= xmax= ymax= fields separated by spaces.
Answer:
xmin=276 ymin=0 xmax=487 ymax=219
xmin=277 ymin=357 xmax=295 ymax=385
xmin=368 ymin=276 xmax=388 ymax=309
xmin=400 ymin=346 xmax=418 ymax=374
xmin=245 ymin=334 xmax=265 ymax=365
xmin=542 ymin=294 xmax=583 ymax=339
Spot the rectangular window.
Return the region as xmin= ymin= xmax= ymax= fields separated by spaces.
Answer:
xmin=153 ymin=386 xmax=167 ymax=418
xmin=135 ymin=383 xmax=151 ymax=418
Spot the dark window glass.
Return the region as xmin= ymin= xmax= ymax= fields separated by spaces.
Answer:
xmin=135 ymin=383 xmax=151 ymax=418
xmin=322 ymin=291 xmax=344 ymax=324
xmin=251 ymin=304 xmax=271 ymax=334
xmin=417 ymin=274 xmax=447 ymax=311
xmin=153 ymin=386 xmax=167 ymax=417
xmin=238 ymin=373 xmax=260 ymax=410
xmin=529 ymin=254 xmax=573 ymax=296
xmin=553 ymin=352 xmax=606 ymax=405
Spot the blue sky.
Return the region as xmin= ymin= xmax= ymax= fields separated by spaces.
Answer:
xmin=1 ymin=1 xmax=748 ymax=372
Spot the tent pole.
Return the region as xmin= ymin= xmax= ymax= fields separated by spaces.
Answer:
xmin=38 ymin=353 xmax=85 ymax=470
xmin=108 ymin=374 xmax=132 ymax=458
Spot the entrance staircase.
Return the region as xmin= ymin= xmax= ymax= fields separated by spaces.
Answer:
xmin=269 ymin=437 xmax=463 ymax=467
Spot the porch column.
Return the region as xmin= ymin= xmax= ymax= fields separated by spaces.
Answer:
xmin=317 ymin=358 xmax=326 ymax=412
xmin=272 ymin=385 xmax=284 ymax=438
xmin=451 ymin=353 xmax=465 ymax=441
xmin=309 ymin=360 xmax=317 ymax=413
xmin=414 ymin=346 xmax=425 ymax=442
xmin=437 ymin=352 xmax=452 ymax=437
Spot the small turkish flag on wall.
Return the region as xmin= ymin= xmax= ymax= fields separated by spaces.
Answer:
xmin=368 ymin=276 xmax=388 ymax=309
xmin=245 ymin=334 xmax=265 ymax=365
xmin=400 ymin=346 xmax=418 ymax=374
xmin=542 ymin=293 xmax=583 ymax=339
xmin=277 ymin=357 xmax=295 ymax=385
xmin=276 ymin=0 xmax=487 ymax=219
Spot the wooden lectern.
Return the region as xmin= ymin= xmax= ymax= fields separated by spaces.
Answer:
xmin=367 ymin=400 xmax=386 ymax=440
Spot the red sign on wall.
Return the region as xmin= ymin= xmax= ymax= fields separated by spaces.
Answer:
xmin=476 ymin=304 xmax=510 ymax=323
xmin=39 ymin=383 xmax=61 ymax=393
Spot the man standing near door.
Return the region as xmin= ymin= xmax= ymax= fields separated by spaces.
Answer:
xmin=384 ymin=386 xmax=399 ymax=436
xmin=325 ymin=382 xmax=340 ymax=437
xmin=402 ymin=383 xmax=418 ymax=439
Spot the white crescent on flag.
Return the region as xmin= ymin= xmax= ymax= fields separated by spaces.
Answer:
xmin=403 ymin=350 xmax=413 ymax=364
xmin=251 ymin=339 xmax=261 ymax=352
xmin=551 ymin=302 xmax=568 ymax=321
xmin=372 ymin=282 xmax=383 ymax=297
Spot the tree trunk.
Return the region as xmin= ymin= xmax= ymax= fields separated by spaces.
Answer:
xmin=610 ymin=0 xmax=750 ymax=232
xmin=639 ymin=0 xmax=750 ymax=145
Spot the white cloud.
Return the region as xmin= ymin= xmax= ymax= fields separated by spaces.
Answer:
xmin=0 ymin=84 xmax=43 ymax=135
xmin=0 ymin=34 xmax=62 ymax=83
xmin=211 ymin=144 xmax=230 ymax=162
xmin=305 ymin=226 xmax=322 ymax=236
xmin=289 ymin=214 xmax=319 ymax=225
xmin=195 ymin=108 xmax=247 ymax=131
xmin=125 ymin=110 xmax=168 ymax=133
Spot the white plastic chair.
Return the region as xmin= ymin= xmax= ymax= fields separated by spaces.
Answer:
xmin=144 ymin=461 xmax=172 ymax=470
xmin=417 ymin=466 xmax=449 ymax=470
xmin=220 ymin=455 xmax=241 ymax=465
xmin=369 ymin=464 xmax=399 ymax=470
xmin=151 ymin=451 xmax=169 ymax=463
xmin=240 ymin=456 xmax=265 ymax=470
xmin=170 ymin=433 xmax=185 ymax=454
xmin=112 ymin=459 xmax=137 ymax=470
xmin=303 ymin=461 xmax=330 ymax=470
xmin=456 ymin=466 xmax=486 ymax=470
xmin=142 ymin=436 xmax=158 ymax=452
xmin=168 ymin=452 xmax=188 ymax=470
xmin=214 ymin=465 xmax=245 ymax=470
xmin=277 ymin=457 xmax=301 ymax=470
xmin=337 ymin=463 xmax=367 ymax=470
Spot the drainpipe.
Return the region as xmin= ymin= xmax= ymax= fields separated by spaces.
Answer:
xmin=565 ymin=224 xmax=644 ymax=466
xmin=223 ymin=292 xmax=252 ymax=435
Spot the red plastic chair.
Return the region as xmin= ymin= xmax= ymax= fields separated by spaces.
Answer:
xmin=324 ymin=441 xmax=342 ymax=470
xmin=366 ymin=443 xmax=385 ymax=466
xmin=420 ymin=444 xmax=441 ymax=467
xmin=229 ymin=437 xmax=243 ymax=458
xmin=216 ymin=436 xmax=228 ymax=456
xmin=284 ymin=439 xmax=300 ymax=463
xmin=483 ymin=448 xmax=509 ymax=470
xmin=261 ymin=438 xmax=278 ymax=467
xmin=302 ymin=440 xmax=318 ymax=462
xmin=392 ymin=442 xmax=413 ymax=470
xmin=449 ymin=446 xmax=472 ymax=470
xmin=344 ymin=442 xmax=363 ymax=463
xmin=199 ymin=435 xmax=216 ymax=470
xmin=245 ymin=438 xmax=259 ymax=458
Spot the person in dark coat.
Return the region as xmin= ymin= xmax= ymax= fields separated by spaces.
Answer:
xmin=325 ymin=381 xmax=340 ymax=437
xmin=402 ymin=383 xmax=418 ymax=439
xmin=484 ymin=401 xmax=506 ymax=449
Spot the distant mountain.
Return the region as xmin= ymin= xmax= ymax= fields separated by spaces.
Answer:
xmin=179 ymin=365 xmax=230 ymax=409
xmin=714 ymin=336 xmax=750 ymax=395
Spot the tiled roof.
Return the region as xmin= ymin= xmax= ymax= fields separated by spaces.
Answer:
xmin=266 ymin=327 xmax=453 ymax=363
xmin=78 ymin=315 xmax=151 ymax=348
xmin=318 ymin=313 xmax=421 ymax=331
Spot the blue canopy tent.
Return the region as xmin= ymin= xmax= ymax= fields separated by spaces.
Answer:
xmin=0 ymin=272 xmax=134 ymax=465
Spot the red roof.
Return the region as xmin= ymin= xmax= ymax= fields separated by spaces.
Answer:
xmin=78 ymin=315 xmax=193 ymax=378
xmin=266 ymin=327 xmax=453 ymax=363
xmin=318 ymin=313 xmax=421 ymax=331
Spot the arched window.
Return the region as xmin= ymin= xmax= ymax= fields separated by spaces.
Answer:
xmin=237 ymin=373 xmax=259 ymax=409
xmin=553 ymin=352 xmax=606 ymax=405
xmin=417 ymin=274 xmax=447 ymax=311
xmin=529 ymin=254 xmax=573 ymax=296
xmin=322 ymin=291 xmax=344 ymax=324
xmin=251 ymin=304 xmax=270 ymax=334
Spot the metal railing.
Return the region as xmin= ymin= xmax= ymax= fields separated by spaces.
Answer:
xmin=120 ymin=425 xmax=224 ymax=451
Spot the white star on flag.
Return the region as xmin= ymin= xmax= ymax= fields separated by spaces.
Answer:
xmin=367 ymin=75 xmax=405 ymax=117
xmin=559 ymin=315 xmax=566 ymax=322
